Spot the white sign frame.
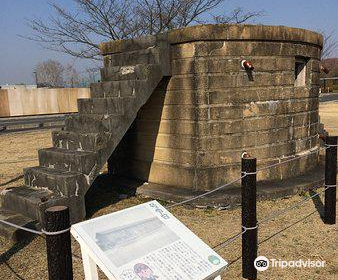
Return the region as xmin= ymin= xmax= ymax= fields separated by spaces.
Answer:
xmin=71 ymin=201 xmax=228 ymax=280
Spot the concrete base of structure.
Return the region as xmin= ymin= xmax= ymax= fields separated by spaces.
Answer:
xmin=136 ymin=163 xmax=325 ymax=207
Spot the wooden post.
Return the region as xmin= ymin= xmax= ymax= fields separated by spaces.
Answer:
xmin=324 ymin=136 xmax=337 ymax=224
xmin=241 ymin=157 xmax=257 ymax=280
xmin=45 ymin=206 xmax=73 ymax=280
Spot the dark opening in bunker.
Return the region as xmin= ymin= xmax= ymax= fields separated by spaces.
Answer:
xmin=294 ymin=57 xmax=308 ymax=86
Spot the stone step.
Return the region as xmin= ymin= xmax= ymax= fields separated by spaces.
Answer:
xmin=77 ymin=97 xmax=135 ymax=115
xmin=78 ymin=97 xmax=122 ymax=115
xmin=65 ymin=114 xmax=124 ymax=133
xmin=103 ymin=48 xmax=160 ymax=67
xmin=101 ymin=64 xmax=160 ymax=82
xmin=90 ymin=81 xmax=118 ymax=98
xmin=52 ymin=130 xmax=110 ymax=151
xmin=24 ymin=166 xmax=87 ymax=197
xmin=0 ymin=208 xmax=36 ymax=242
xmin=90 ymin=79 xmax=147 ymax=98
xmin=0 ymin=186 xmax=85 ymax=224
xmin=0 ymin=186 xmax=56 ymax=222
xmin=38 ymin=147 xmax=97 ymax=174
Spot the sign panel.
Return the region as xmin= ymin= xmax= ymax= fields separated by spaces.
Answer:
xmin=71 ymin=201 xmax=228 ymax=280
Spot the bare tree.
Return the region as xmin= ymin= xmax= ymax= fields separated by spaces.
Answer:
xmin=85 ymin=67 xmax=101 ymax=83
xmin=320 ymin=30 xmax=338 ymax=59
xmin=64 ymin=64 xmax=81 ymax=87
xmin=34 ymin=59 xmax=64 ymax=88
xmin=213 ymin=7 xmax=265 ymax=24
xmin=25 ymin=0 xmax=263 ymax=60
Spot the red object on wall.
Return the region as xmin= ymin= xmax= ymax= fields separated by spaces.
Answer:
xmin=241 ymin=60 xmax=255 ymax=71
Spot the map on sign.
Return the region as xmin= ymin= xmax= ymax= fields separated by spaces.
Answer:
xmin=71 ymin=201 xmax=228 ymax=280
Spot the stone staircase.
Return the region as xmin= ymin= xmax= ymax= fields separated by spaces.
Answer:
xmin=0 ymin=39 xmax=171 ymax=237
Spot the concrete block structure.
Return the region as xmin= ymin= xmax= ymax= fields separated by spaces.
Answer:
xmin=109 ymin=24 xmax=323 ymax=202
xmin=0 ymin=24 xmax=323 ymax=233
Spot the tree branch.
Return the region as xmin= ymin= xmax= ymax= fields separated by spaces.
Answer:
xmin=24 ymin=0 xmax=265 ymax=61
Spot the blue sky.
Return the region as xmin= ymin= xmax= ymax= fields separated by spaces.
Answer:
xmin=0 ymin=0 xmax=337 ymax=84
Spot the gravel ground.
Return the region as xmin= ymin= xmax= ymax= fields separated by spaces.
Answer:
xmin=0 ymin=103 xmax=337 ymax=280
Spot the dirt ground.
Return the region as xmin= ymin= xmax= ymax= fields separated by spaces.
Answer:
xmin=319 ymin=102 xmax=338 ymax=136
xmin=0 ymin=190 xmax=337 ymax=280
xmin=0 ymin=130 xmax=52 ymax=191
xmin=0 ymin=103 xmax=337 ymax=280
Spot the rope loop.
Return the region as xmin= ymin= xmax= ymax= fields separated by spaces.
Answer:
xmin=325 ymin=144 xmax=338 ymax=147
xmin=0 ymin=219 xmax=71 ymax=236
xmin=324 ymin=184 xmax=337 ymax=189
xmin=41 ymin=227 xmax=71 ymax=236
xmin=242 ymin=225 xmax=258 ymax=231
xmin=242 ymin=171 xmax=257 ymax=176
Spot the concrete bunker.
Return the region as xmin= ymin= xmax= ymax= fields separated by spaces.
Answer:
xmin=1 ymin=24 xmax=323 ymax=229
xmin=104 ymin=24 xmax=323 ymax=204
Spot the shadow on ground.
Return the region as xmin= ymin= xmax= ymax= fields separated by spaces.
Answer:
xmin=0 ymin=232 xmax=37 ymax=270
xmin=84 ymin=173 xmax=145 ymax=218
xmin=310 ymin=189 xmax=325 ymax=222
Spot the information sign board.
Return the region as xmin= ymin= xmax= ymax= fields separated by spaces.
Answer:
xmin=71 ymin=201 xmax=228 ymax=280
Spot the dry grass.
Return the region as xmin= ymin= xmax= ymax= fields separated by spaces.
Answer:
xmin=0 ymin=102 xmax=338 ymax=280
xmin=319 ymin=103 xmax=338 ymax=135
xmin=0 ymin=130 xmax=52 ymax=191
xmin=0 ymin=194 xmax=337 ymax=280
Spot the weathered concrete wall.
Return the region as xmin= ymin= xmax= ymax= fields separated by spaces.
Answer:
xmin=106 ymin=24 xmax=323 ymax=192
xmin=0 ymin=88 xmax=90 ymax=117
